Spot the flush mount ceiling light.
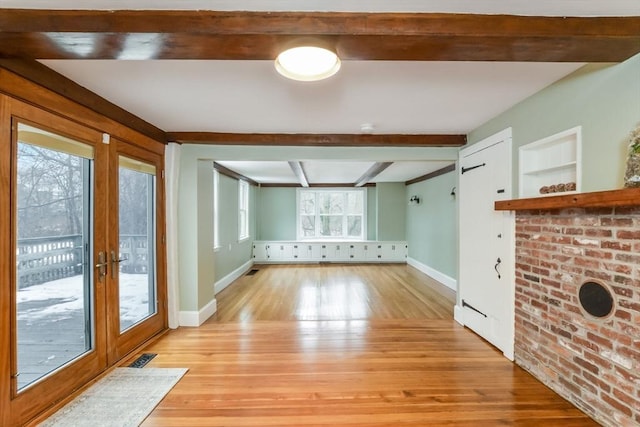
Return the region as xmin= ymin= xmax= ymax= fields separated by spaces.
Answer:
xmin=275 ymin=46 xmax=341 ymax=81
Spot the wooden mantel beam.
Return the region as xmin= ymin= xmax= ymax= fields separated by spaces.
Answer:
xmin=0 ymin=11 xmax=639 ymax=62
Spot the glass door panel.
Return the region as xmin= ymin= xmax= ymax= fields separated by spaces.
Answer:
xmin=117 ymin=156 xmax=156 ymax=332
xmin=14 ymin=123 xmax=94 ymax=392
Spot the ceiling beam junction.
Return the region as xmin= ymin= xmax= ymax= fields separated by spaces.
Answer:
xmin=288 ymin=161 xmax=309 ymax=187
xmin=355 ymin=162 xmax=393 ymax=187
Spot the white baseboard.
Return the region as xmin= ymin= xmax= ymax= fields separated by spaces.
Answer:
xmin=407 ymin=257 xmax=457 ymax=291
xmin=179 ymin=297 xmax=217 ymax=327
xmin=214 ymin=259 xmax=254 ymax=295
xmin=453 ymin=304 xmax=464 ymax=326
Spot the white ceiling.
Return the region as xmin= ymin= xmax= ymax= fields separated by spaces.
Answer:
xmin=217 ymin=160 xmax=454 ymax=185
xmin=40 ymin=60 xmax=584 ymax=135
xmin=18 ymin=1 xmax=638 ymax=184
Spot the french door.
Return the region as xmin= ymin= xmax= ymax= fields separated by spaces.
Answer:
xmin=2 ymin=99 xmax=166 ymax=425
xmin=106 ymin=138 xmax=166 ymax=363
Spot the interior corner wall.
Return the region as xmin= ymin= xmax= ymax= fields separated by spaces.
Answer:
xmin=376 ymin=182 xmax=407 ymax=241
xmin=256 ymin=186 xmax=297 ymax=240
xmin=196 ymin=160 xmax=216 ymax=308
xmin=406 ymin=171 xmax=458 ymax=280
xmin=213 ymin=174 xmax=255 ymax=282
xmin=366 ymin=186 xmax=377 ymax=240
xmin=176 ymin=148 xmax=200 ymax=312
xmin=468 ymin=54 xmax=640 ymax=193
xmin=176 ymin=149 xmax=217 ymax=313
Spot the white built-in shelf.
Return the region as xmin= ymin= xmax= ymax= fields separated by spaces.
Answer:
xmin=519 ymin=126 xmax=582 ymax=198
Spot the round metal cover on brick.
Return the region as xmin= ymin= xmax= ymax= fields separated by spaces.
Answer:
xmin=578 ymin=281 xmax=614 ymax=318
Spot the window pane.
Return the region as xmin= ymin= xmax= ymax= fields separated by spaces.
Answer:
xmin=239 ymin=211 xmax=248 ymax=237
xmin=300 ymin=192 xmax=315 ymax=215
xmin=347 ymin=192 xmax=363 ymax=214
xmin=300 ymin=215 xmax=315 ymax=236
xmin=118 ymin=159 xmax=156 ymax=332
xmin=347 ymin=216 xmax=362 ymax=237
xmin=16 ymin=132 xmax=92 ymax=392
xmin=239 ymin=180 xmax=249 ymax=240
xmin=320 ymin=215 xmax=343 ymax=236
xmin=319 ymin=193 xmax=343 ymax=214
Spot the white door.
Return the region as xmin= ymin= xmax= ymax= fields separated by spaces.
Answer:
xmin=457 ymin=128 xmax=515 ymax=360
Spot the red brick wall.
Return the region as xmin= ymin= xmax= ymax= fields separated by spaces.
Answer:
xmin=514 ymin=207 xmax=640 ymax=427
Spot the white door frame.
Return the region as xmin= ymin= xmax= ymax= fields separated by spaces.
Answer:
xmin=455 ymin=128 xmax=515 ymax=361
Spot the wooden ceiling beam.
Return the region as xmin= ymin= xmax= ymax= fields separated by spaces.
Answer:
xmin=213 ymin=162 xmax=259 ymax=186
xmin=167 ymin=132 xmax=466 ymax=147
xmin=0 ymin=11 xmax=639 ymax=62
xmin=1 ymin=10 xmax=637 ymax=37
xmin=355 ymin=162 xmax=393 ymax=187
xmin=405 ymin=163 xmax=456 ymax=185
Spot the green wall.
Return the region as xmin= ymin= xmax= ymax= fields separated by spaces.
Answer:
xmin=257 ymin=187 xmax=297 ymax=240
xmin=469 ymin=54 xmax=640 ymax=192
xmin=213 ymin=173 xmax=256 ymax=282
xmin=376 ymin=182 xmax=406 ymax=241
xmin=176 ymin=159 xmax=216 ymax=311
xmin=366 ymin=186 xmax=377 ymax=240
xmin=405 ymin=170 xmax=458 ymax=279
xmin=177 ymin=148 xmax=258 ymax=312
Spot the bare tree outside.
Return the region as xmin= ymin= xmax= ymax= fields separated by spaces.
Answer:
xmin=15 ymin=138 xmax=90 ymax=391
xmin=298 ymin=190 xmax=364 ymax=239
xmin=17 ymin=143 xmax=84 ymax=239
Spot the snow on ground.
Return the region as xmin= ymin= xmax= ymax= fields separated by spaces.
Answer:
xmin=17 ymin=273 xmax=153 ymax=324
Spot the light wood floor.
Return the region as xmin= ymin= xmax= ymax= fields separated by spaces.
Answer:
xmin=134 ymin=264 xmax=596 ymax=426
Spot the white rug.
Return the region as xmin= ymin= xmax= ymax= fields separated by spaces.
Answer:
xmin=39 ymin=367 xmax=188 ymax=427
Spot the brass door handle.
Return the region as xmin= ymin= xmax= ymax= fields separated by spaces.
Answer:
xmin=110 ymin=250 xmax=126 ymax=278
xmin=95 ymin=251 xmax=107 ymax=282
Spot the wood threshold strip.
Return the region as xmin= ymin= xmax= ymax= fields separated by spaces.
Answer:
xmin=168 ymin=132 xmax=466 ymax=147
xmin=213 ymin=162 xmax=259 ymax=186
xmin=405 ymin=163 xmax=455 ymax=185
xmin=494 ymin=187 xmax=640 ymax=211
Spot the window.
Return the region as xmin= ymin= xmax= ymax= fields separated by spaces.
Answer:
xmin=238 ymin=180 xmax=249 ymax=240
xmin=213 ymin=169 xmax=220 ymax=248
xmin=297 ymin=188 xmax=366 ymax=240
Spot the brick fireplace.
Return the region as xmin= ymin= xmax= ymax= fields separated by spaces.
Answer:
xmin=496 ymin=190 xmax=640 ymax=427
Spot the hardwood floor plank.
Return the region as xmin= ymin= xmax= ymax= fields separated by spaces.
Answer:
xmin=129 ymin=264 xmax=596 ymax=426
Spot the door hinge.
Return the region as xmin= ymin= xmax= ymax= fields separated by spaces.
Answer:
xmin=461 ymin=163 xmax=486 ymax=174
xmin=162 ymin=234 xmax=166 ymax=244
xmin=462 ymin=299 xmax=487 ymax=318
xmin=161 ymin=170 xmax=165 ymax=179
